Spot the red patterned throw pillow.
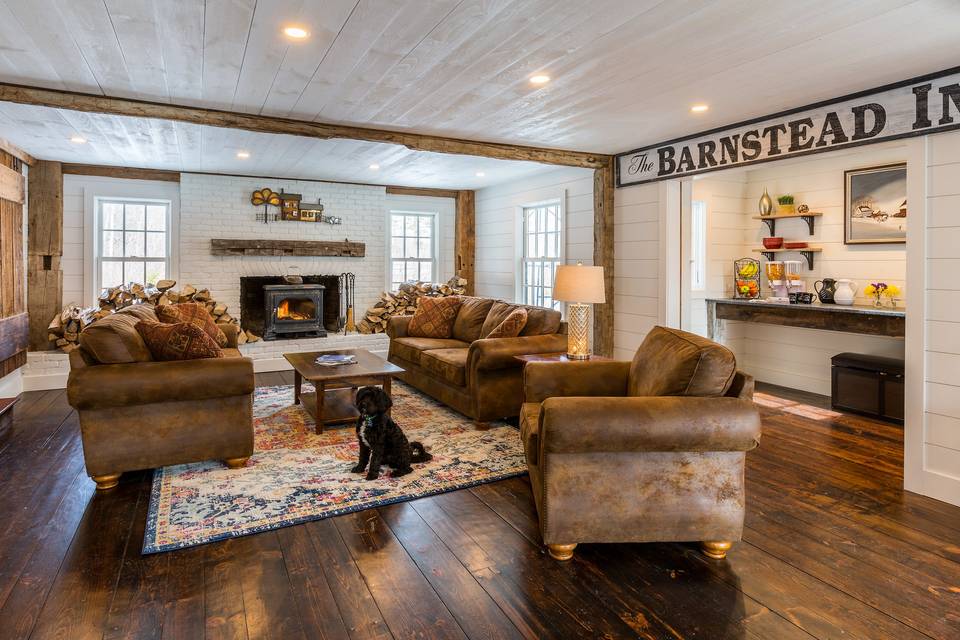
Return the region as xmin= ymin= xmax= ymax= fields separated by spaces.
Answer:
xmin=485 ymin=307 xmax=528 ymax=339
xmin=136 ymin=320 xmax=224 ymax=361
xmin=407 ymin=296 xmax=463 ymax=338
xmin=157 ymin=302 xmax=227 ymax=347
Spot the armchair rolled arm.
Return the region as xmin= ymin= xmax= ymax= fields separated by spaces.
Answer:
xmin=68 ymin=356 xmax=255 ymax=410
xmin=468 ymin=334 xmax=568 ymax=371
xmin=386 ymin=315 xmax=412 ymax=339
xmin=540 ymin=396 xmax=761 ymax=454
xmin=218 ymin=322 xmax=240 ymax=348
xmin=523 ymin=360 xmax=630 ymax=404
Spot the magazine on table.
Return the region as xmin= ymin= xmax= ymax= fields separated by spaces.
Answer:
xmin=314 ymin=354 xmax=358 ymax=367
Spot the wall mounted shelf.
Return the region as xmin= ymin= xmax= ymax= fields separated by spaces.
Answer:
xmin=752 ymin=211 xmax=823 ymax=236
xmin=752 ymin=246 xmax=822 ymax=269
xmin=211 ymin=239 xmax=365 ymax=257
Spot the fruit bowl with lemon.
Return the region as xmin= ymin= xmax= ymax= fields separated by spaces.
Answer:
xmin=733 ymin=258 xmax=761 ymax=299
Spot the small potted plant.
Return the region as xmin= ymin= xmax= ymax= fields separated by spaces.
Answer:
xmin=864 ymin=282 xmax=901 ymax=307
xmin=776 ymin=195 xmax=795 ymax=215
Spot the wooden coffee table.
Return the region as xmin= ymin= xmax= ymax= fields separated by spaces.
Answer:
xmin=284 ymin=349 xmax=404 ymax=433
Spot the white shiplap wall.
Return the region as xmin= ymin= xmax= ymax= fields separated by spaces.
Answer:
xmin=921 ymin=130 xmax=960 ymax=504
xmin=474 ymin=166 xmax=594 ymax=301
xmin=613 ymin=182 xmax=661 ymax=360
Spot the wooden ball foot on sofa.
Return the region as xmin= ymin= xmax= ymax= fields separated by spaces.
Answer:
xmin=700 ymin=541 xmax=733 ymax=559
xmin=91 ymin=474 xmax=121 ymax=490
xmin=224 ymin=456 xmax=251 ymax=469
xmin=547 ymin=543 xmax=577 ymax=561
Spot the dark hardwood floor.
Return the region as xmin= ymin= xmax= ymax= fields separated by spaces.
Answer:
xmin=1 ymin=372 xmax=958 ymax=639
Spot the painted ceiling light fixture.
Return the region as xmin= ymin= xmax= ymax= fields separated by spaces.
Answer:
xmin=69 ymin=135 xmax=86 ymax=143
xmin=236 ymin=150 xmax=250 ymax=159
xmin=690 ymin=104 xmax=709 ymax=113
xmin=529 ymin=74 xmax=551 ymax=85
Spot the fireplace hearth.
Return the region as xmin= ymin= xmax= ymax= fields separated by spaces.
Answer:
xmin=262 ymin=284 xmax=326 ymax=340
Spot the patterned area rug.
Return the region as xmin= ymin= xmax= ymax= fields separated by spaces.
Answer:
xmin=143 ymin=382 xmax=527 ymax=553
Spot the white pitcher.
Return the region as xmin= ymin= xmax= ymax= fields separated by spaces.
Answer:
xmin=834 ymin=279 xmax=857 ymax=305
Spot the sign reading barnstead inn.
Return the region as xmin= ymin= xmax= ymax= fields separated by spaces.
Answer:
xmin=616 ymin=67 xmax=960 ymax=187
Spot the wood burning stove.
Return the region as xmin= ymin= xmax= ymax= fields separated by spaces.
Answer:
xmin=263 ymin=284 xmax=326 ymax=340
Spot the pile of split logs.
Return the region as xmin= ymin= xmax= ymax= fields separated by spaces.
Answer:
xmin=48 ymin=280 xmax=262 ymax=352
xmin=357 ymin=277 xmax=468 ymax=334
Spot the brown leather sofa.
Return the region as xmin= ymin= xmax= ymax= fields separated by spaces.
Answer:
xmin=67 ymin=305 xmax=255 ymax=490
xmin=387 ymin=297 xmax=567 ymax=422
xmin=520 ymin=326 xmax=761 ymax=561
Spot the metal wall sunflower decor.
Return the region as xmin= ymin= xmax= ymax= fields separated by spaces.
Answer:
xmin=251 ymin=188 xmax=281 ymax=224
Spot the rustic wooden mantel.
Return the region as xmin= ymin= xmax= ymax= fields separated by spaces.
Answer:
xmin=211 ymin=239 xmax=365 ymax=257
xmin=706 ymin=298 xmax=905 ymax=341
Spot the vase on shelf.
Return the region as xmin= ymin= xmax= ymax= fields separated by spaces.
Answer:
xmin=758 ymin=188 xmax=773 ymax=217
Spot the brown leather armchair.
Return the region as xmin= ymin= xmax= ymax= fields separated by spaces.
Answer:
xmin=67 ymin=312 xmax=255 ymax=490
xmin=520 ymin=326 xmax=761 ymax=561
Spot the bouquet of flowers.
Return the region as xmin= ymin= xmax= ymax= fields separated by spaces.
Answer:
xmin=864 ymin=282 xmax=900 ymax=307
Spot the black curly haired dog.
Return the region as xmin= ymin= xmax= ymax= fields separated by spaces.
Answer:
xmin=351 ymin=386 xmax=432 ymax=480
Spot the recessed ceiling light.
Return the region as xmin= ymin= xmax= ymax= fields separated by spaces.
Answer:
xmin=236 ymin=150 xmax=250 ymax=159
xmin=475 ymin=171 xmax=485 ymax=177
xmin=369 ymin=163 xmax=380 ymax=170
xmin=690 ymin=104 xmax=709 ymax=113
xmin=69 ymin=135 xmax=86 ymax=144
xmin=529 ymin=74 xmax=550 ymax=85
xmin=283 ymin=26 xmax=309 ymax=39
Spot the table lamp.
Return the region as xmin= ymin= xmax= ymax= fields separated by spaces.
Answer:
xmin=553 ymin=263 xmax=605 ymax=359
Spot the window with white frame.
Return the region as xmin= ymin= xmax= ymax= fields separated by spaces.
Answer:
xmin=521 ymin=201 xmax=562 ymax=310
xmin=96 ymin=199 xmax=171 ymax=295
xmin=389 ymin=211 xmax=436 ymax=291
xmin=691 ymin=199 xmax=707 ymax=291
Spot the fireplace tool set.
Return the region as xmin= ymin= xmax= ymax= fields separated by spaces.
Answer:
xmin=339 ymin=273 xmax=356 ymax=334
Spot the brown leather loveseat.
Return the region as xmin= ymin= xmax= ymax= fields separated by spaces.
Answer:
xmin=387 ymin=297 xmax=567 ymax=422
xmin=67 ymin=304 xmax=255 ymax=490
xmin=520 ymin=326 xmax=761 ymax=561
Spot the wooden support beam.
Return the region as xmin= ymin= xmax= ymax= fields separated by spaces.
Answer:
xmin=455 ymin=191 xmax=476 ymax=296
xmin=27 ymin=160 xmax=63 ymax=350
xmin=0 ymin=164 xmax=24 ymax=203
xmin=0 ymin=82 xmax=610 ymax=169
xmin=61 ymin=163 xmax=180 ymax=182
xmin=385 ymin=186 xmax=459 ymax=199
xmin=593 ymin=161 xmax=615 ymax=357
xmin=0 ymin=136 xmax=34 ymax=166
xmin=0 ymin=149 xmax=27 ymax=375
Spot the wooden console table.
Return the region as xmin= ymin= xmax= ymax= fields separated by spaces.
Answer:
xmin=705 ymin=298 xmax=905 ymax=341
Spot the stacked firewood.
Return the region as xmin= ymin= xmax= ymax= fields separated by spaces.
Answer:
xmin=48 ymin=280 xmax=261 ymax=352
xmin=357 ymin=277 xmax=468 ymax=334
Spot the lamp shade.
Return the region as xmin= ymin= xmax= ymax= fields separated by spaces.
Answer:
xmin=553 ymin=264 xmax=605 ymax=303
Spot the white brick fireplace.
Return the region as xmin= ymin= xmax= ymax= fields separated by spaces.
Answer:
xmin=23 ymin=172 xmax=456 ymax=389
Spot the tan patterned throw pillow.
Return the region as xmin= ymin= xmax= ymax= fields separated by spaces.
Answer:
xmin=156 ymin=302 xmax=227 ymax=347
xmin=485 ymin=307 xmax=528 ymax=339
xmin=136 ymin=320 xmax=224 ymax=361
xmin=407 ymin=296 xmax=463 ymax=338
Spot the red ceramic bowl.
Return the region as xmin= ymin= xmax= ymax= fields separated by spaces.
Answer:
xmin=784 ymin=241 xmax=808 ymax=249
xmin=762 ymin=237 xmax=784 ymax=249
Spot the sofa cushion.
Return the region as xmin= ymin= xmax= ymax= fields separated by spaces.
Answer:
xmin=452 ymin=296 xmax=496 ymax=343
xmin=420 ymin=348 xmax=468 ymax=387
xmin=519 ymin=402 xmax=541 ymax=466
xmin=136 ymin=320 xmax=224 ymax=361
xmin=391 ymin=337 xmax=470 ymax=365
xmin=407 ymin=296 xmax=463 ymax=338
xmin=486 ymin=307 xmax=528 ymax=339
xmin=628 ymin=326 xmax=736 ymax=397
xmin=157 ymin=302 xmax=228 ymax=347
xmin=519 ymin=305 xmax=561 ymax=336
xmin=79 ymin=313 xmax=154 ymax=364
xmin=481 ymin=301 xmax=560 ymax=338
xmin=116 ymin=303 xmax=159 ymax=323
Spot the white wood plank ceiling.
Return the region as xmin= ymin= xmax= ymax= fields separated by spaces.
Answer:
xmin=0 ymin=0 xmax=956 ymax=177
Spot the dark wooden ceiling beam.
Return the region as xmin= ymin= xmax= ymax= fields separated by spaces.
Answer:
xmin=0 ymin=82 xmax=610 ymax=169
xmin=61 ymin=163 xmax=180 ymax=182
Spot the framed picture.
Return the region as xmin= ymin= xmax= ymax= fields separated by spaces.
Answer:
xmin=844 ymin=163 xmax=907 ymax=244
